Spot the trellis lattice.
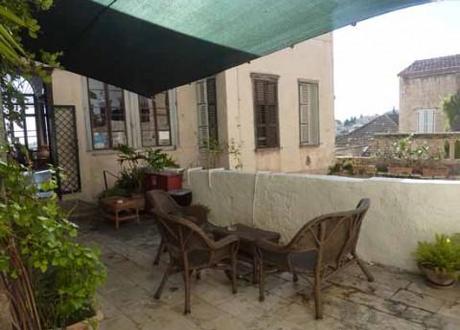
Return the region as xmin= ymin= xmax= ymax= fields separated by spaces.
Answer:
xmin=54 ymin=106 xmax=81 ymax=194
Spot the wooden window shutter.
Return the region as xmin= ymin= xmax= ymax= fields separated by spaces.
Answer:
xmin=196 ymin=81 xmax=209 ymax=147
xmin=299 ymin=82 xmax=319 ymax=145
xmin=253 ymin=75 xmax=279 ymax=148
xmin=206 ymin=78 xmax=218 ymax=142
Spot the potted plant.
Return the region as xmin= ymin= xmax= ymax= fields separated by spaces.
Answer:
xmin=420 ymin=156 xmax=450 ymax=178
xmin=386 ymin=135 xmax=430 ymax=176
xmin=0 ymin=149 xmax=106 ymax=329
xmin=415 ymin=233 xmax=460 ymax=288
xmin=143 ymin=148 xmax=180 ymax=191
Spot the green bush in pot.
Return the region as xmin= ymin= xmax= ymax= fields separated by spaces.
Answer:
xmin=415 ymin=234 xmax=460 ymax=287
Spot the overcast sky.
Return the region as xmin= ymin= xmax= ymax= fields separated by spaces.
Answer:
xmin=333 ymin=0 xmax=460 ymax=121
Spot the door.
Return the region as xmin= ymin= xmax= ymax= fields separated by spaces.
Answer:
xmin=53 ymin=105 xmax=81 ymax=194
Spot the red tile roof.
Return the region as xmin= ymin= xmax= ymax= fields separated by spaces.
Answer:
xmin=399 ymin=54 xmax=460 ymax=78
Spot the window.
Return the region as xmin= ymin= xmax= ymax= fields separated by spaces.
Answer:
xmin=196 ymin=78 xmax=218 ymax=147
xmin=299 ymin=81 xmax=320 ymax=145
xmin=416 ymin=109 xmax=435 ymax=133
xmin=138 ymin=91 xmax=172 ymax=147
xmin=252 ymin=74 xmax=279 ymax=148
xmin=2 ymin=77 xmax=46 ymax=152
xmin=87 ymin=78 xmax=126 ymax=149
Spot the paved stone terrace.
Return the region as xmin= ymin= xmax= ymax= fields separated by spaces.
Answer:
xmin=75 ymin=209 xmax=460 ymax=330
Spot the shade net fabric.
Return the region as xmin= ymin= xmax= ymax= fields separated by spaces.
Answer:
xmin=27 ymin=0 xmax=430 ymax=95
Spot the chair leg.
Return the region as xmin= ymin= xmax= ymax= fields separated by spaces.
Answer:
xmin=293 ymin=272 xmax=298 ymax=283
xmin=196 ymin=270 xmax=201 ymax=280
xmin=183 ymin=265 xmax=191 ymax=314
xmin=355 ymin=255 xmax=374 ymax=282
xmin=154 ymin=264 xmax=172 ymax=299
xmin=258 ymin=260 xmax=265 ymax=302
xmin=231 ymin=254 xmax=237 ymax=294
xmin=153 ymin=238 xmax=165 ymax=265
xmin=313 ymin=270 xmax=323 ymax=320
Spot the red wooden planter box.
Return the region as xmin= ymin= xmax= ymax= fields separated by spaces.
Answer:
xmin=144 ymin=172 xmax=182 ymax=191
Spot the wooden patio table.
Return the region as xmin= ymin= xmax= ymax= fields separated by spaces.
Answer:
xmin=99 ymin=195 xmax=143 ymax=229
xmin=211 ymin=223 xmax=281 ymax=283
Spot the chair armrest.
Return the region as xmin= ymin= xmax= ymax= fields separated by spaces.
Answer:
xmin=213 ymin=234 xmax=239 ymax=249
xmin=183 ymin=204 xmax=208 ymax=225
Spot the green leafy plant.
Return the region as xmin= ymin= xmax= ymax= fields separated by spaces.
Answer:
xmin=201 ymin=138 xmax=243 ymax=169
xmin=442 ymin=91 xmax=460 ymax=131
xmin=0 ymin=146 xmax=106 ymax=329
xmin=144 ymin=148 xmax=178 ymax=172
xmin=415 ymin=234 xmax=460 ymax=279
xmin=113 ymin=144 xmax=146 ymax=194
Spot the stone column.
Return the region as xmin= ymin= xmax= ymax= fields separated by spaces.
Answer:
xmin=448 ymin=139 xmax=456 ymax=160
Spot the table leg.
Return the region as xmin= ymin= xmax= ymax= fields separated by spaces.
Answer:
xmin=252 ymin=253 xmax=259 ymax=284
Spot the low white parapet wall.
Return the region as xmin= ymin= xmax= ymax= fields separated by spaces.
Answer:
xmin=188 ymin=170 xmax=460 ymax=271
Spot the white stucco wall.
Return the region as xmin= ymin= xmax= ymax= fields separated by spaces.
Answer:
xmin=187 ymin=170 xmax=460 ymax=271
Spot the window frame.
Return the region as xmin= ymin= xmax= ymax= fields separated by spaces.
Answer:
xmin=251 ymin=73 xmax=280 ymax=150
xmin=87 ymin=78 xmax=127 ymax=150
xmin=416 ymin=108 xmax=436 ymax=133
xmin=196 ymin=77 xmax=219 ymax=148
xmin=138 ymin=91 xmax=173 ymax=148
xmin=298 ymin=79 xmax=320 ymax=146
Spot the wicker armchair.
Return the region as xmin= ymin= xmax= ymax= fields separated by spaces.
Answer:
xmin=153 ymin=209 xmax=239 ymax=314
xmin=146 ymin=190 xmax=210 ymax=265
xmin=256 ymin=198 xmax=373 ymax=319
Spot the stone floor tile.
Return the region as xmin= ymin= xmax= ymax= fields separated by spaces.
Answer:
xmin=99 ymin=314 xmax=139 ymax=330
xmin=407 ymin=280 xmax=460 ymax=304
xmin=390 ymin=289 xmax=445 ymax=313
xmin=66 ymin=214 xmax=459 ymax=330
xmin=170 ymin=296 xmax=225 ymax=328
xmin=324 ymin=296 xmax=425 ymax=330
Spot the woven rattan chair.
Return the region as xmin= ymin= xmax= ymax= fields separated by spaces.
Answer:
xmin=153 ymin=209 xmax=239 ymax=314
xmin=256 ymin=198 xmax=373 ymax=319
xmin=146 ymin=190 xmax=210 ymax=265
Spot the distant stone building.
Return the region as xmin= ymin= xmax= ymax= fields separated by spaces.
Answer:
xmin=336 ymin=111 xmax=399 ymax=156
xmin=399 ymin=54 xmax=460 ymax=133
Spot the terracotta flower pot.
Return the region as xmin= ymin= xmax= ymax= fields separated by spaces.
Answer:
xmin=387 ymin=165 xmax=413 ymax=176
xmin=418 ymin=264 xmax=456 ymax=288
xmin=422 ymin=167 xmax=449 ymax=178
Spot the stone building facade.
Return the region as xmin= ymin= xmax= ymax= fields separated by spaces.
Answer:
xmin=399 ymin=54 xmax=460 ymax=133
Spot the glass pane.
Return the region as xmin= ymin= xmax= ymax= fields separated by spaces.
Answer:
xmin=156 ymin=115 xmax=169 ymax=130
xmin=25 ymin=104 xmax=35 ymax=115
xmin=88 ymin=78 xmax=104 ymax=90
xmin=27 ymin=136 xmax=38 ymax=150
xmin=25 ymin=116 xmax=36 ymax=131
xmin=154 ymin=92 xmax=167 ymax=108
xmin=93 ymin=132 xmax=110 ymax=149
xmin=142 ymin=130 xmax=156 ymax=147
xmin=158 ymin=131 xmax=171 ymax=146
xmin=24 ymin=95 xmax=34 ymax=104
xmin=89 ymin=88 xmax=107 ymax=128
xmin=109 ymin=89 xmax=125 ymax=132
xmin=111 ymin=131 xmax=126 ymax=147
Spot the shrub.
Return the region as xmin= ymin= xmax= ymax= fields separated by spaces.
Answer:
xmin=0 ymin=152 xmax=106 ymax=328
xmin=415 ymin=234 xmax=460 ymax=278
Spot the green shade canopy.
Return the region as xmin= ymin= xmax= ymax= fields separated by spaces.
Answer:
xmin=27 ymin=0 xmax=430 ymax=96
